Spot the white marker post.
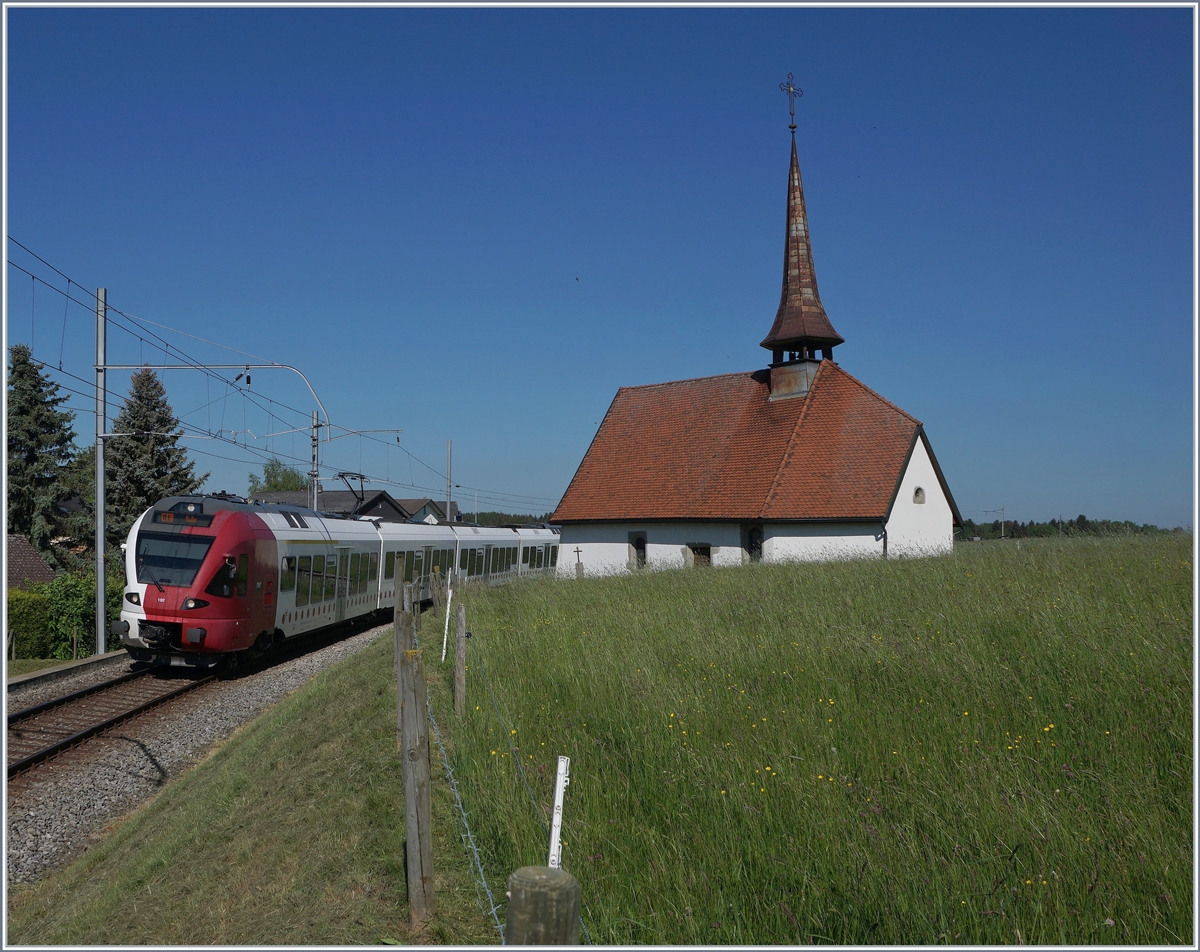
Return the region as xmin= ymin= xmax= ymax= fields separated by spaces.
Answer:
xmin=441 ymin=584 xmax=453 ymax=662
xmin=547 ymin=755 xmax=570 ymax=869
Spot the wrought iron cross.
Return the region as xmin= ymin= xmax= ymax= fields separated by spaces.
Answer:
xmin=779 ymin=72 xmax=803 ymax=130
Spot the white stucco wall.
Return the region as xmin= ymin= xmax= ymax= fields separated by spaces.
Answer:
xmin=884 ymin=436 xmax=954 ymax=557
xmin=558 ymin=521 xmax=887 ymax=576
xmin=763 ymin=522 xmax=884 ymax=562
xmin=557 ymin=522 xmax=746 ymax=576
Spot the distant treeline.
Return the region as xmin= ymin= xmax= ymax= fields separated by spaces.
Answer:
xmin=465 ymin=510 xmax=555 ymax=527
xmin=959 ymin=514 xmax=1184 ymax=540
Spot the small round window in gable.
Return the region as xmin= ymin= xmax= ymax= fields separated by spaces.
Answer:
xmin=913 ymin=486 xmax=926 ymax=504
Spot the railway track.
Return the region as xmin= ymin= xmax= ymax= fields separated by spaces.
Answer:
xmin=7 ymin=671 xmax=215 ymax=779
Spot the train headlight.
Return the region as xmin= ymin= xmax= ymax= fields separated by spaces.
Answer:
xmin=125 ymin=592 xmax=141 ymax=605
xmin=182 ymin=598 xmax=210 ymax=610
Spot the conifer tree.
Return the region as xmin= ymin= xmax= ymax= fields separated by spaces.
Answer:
xmin=105 ymin=368 xmax=207 ymax=547
xmin=7 ymin=344 xmax=77 ymax=565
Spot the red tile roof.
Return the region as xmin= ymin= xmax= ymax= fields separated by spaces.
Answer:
xmin=7 ymin=536 xmax=57 ymax=589
xmin=552 ymin=360 xmax=939 ymax=524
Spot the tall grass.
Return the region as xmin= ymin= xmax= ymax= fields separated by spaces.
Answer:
xmin=449 ymin=536 xmax=1192 ymax=944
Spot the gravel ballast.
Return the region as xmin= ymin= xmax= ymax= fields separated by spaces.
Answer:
xmin=7 ymin=624 xmax=388 ymax=887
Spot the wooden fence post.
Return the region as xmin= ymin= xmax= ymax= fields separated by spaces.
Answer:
xmin=454 ymin=604 xmax=467 ymax=718
xmin=394 ymin=587 xmax=414 ymax=679
xmin=398 ymin=649 xmax=435 ymax=926
xmin=505 ymin=866 xmax=581 ymax=944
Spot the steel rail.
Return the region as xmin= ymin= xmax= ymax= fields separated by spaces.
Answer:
xmin=7 ymin=675 xmax=216 ymax=779
xmin=7 ymin=670 xmax=151 ymax=725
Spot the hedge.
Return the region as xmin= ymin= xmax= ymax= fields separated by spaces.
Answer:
xmin=6 ymin=574 xmax=124 ymax=660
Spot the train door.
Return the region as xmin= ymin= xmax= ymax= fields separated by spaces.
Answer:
xmin=411 ymin=549 xmax=423 ymax=586
xmin=335 ymin=546 xmax=350 ymax=622
xmin=420 ymin=544 xmax=434 ymax=600
xmin=251 ymin=534 xmax=279 ymax=642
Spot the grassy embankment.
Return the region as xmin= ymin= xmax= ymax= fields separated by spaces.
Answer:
xmin=448 ymin=535 xmax=1192 ymax=944
xmin=6 ymin=631 xmax=498 ymax=946
xmin=8 ymin=534 xmax=1192 ymax=945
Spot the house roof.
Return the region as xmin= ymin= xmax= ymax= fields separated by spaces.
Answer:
xmin=248 ymin=490 xmax=459 ymax=522
xmin=760 ymin=134 xmax=844 ymax=352
xmin=7 ymin=536 xmax=56 ymax=588
xmin=551 ymin=359 xmax=959 ymax=525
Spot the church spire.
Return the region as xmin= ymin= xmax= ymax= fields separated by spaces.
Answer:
xmin=760 ymin=76 xmax=844 ymax=364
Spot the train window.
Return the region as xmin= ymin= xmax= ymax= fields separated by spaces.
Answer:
xmin=404 ymin=551 xmax=415 ymax=583
xmin=384 ymin=551 xmax=396 ymax=580
xmin=204 ymin=557 xmax=237 ymax=598
xmin=536 ymin=547 xmax=545 ymax=569
xmin=312 ymin=555 xmax=326 ymax=603
xmin=136 ymin=531 xmax=215 ymax=587
xmin=296 ymin=557 xmax=311 ymax=606
xmin=444 ymin=549 xmax=454 ymax=573
xmin=369 ymin=552 xmax=379 ymax=582
xmin=413 ymin=553 xmax=424 ymax=579
xmin=281 ymin=557 xmax=296 ymax=591
xmin=521 ymin=547 xmax=529 ymax=565
xmin=281 ymin=511 xmax=298 ymax=528
xmin=237 ymin=554 xmax=249 ymax=597
xmin=349 ymin=553 xmax=360 ymax=596
xmin=295 ymin=514 xmax=308 ymax=528
xmin=550 ymin=545 xmax=558 ymax=567
xmin=324 ymin=556 xmax=338 ymax=601
xmin=460 ymin=549 xmax=469 ymax=571
xmin=358 ymin=552 xmax=369 ymax=590
xmin=484 ymin=548 xmax=492 ymax=575
xmin=337 ymin=555 xmax=350 ymax=598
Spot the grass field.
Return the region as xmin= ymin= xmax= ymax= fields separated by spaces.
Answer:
xmin=449 ymin=535 xmax=1192 ymax=944
xmin=6 ymin=535 xmax=1191 ymax=945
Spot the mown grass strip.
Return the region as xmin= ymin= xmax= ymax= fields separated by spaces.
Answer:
xmin=7 ymin=633 xmax=498 ymax=945
xmin=448 ymin=535 xmax=1192 ymax=945
xmin=7 ymin=659 xmax=71 ymax=678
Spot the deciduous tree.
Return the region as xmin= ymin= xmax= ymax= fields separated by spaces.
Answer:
xmin=248 ymin=457 xmax=308 ymax=496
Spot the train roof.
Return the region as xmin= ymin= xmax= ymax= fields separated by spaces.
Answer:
xmin=152 ymin=496 xmax=560 ymax=535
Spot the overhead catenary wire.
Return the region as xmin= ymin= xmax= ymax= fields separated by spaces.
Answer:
xmin=31 ymin=353 xmax=557 ymax=512
xmin=8 ymin=243 xmax=561 ymax=512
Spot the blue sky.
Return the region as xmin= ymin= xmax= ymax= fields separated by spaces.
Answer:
xmin=5 ymin=7 xmax=1194 ymax=527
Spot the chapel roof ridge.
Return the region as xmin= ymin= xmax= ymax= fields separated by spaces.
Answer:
xmin=616 ymin=368 xmax=767 ymax=393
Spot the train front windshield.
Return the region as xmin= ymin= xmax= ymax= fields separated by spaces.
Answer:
xmin=135 ymin=531 xmax=215 ymax=587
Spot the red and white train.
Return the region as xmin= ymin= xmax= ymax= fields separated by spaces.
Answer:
xmin=112 ymin=494 xmax=560 ymax=667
